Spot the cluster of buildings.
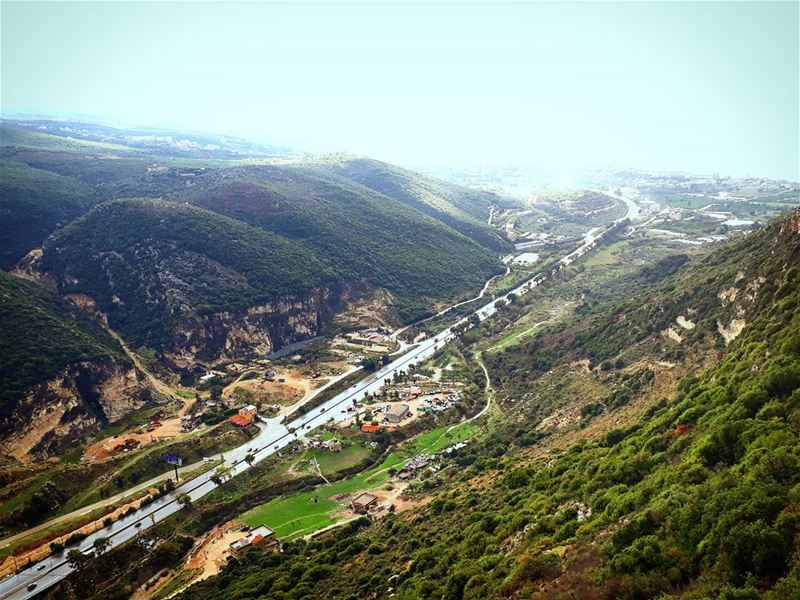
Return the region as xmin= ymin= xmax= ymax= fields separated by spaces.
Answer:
xmin=396 ymin=442 xmax=469 ymax=481
xmin=304 ymin=435 xmax=343 ymax=452
xmin=180 ymin=414 xmax=202 ymax=433
xmin=417 ymin=392 xmax=460 ymax=414
xmin=199 ymin=370 xmax=226 ymax=385
xmin=345 ymin=328 xmax=391 ymax=346
xmin=337 ymin=328 xmax=395 ymax=356
xmin=396 ymin=454 xmax=438 ymax=480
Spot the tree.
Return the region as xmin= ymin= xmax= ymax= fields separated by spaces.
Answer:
xmin=214 ymin=465 xmax=232 ymax=483
xmin=244 ymin=453 xmax=255 ymax=466
xmin=67 ymin=548 xmax=87 ymax=571
xmin=93 ymin=536 xmax=111 ymax=555
xmin=176 ymin=492 xmax=192 ymax=510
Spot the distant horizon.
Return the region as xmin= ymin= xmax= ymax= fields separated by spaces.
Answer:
xmin=2 ymin=2 xmax=797 ymax=181
xmin=4 ymin=110 xmax=797 ymax=186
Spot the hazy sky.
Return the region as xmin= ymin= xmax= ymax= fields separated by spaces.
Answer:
xmin=2 ymin=1 xmax=798 ymax=179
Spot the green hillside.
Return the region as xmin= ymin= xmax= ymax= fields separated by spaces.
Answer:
xmin=488 ymin=209 xmax=800 ymax=389
xmin=0 ymin=272 xmax=128 ymax=419
xmin=181 ymin=212 xmax=800 ymax=600
xmin=306 ymin=156 xmax=512 ymax=252
xmin=0 ymin=161 xmax=97 ymax=268
xmin=41 ymin=198 xmax=335 ymax=349
xmin=187 ymin=165 xmax=505 ymax=321
xmin=2 ymin=131 xmax=507 ymax=325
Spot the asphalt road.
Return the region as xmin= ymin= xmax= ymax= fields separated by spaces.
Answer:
xmin=0 ymin=200 xmax=637 ymax=599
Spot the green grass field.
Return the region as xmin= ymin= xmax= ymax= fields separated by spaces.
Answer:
xmin=309 ymin=444 xmax=371 ymax=476
xmin=241 ymin=423 xmax=476 ymax=540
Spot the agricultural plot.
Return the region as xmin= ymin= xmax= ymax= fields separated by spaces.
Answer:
xmin=241 ymin=423 xmax=475 ymax=540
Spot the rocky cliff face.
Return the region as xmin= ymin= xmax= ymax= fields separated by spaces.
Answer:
xmin=0 ymin=362 xmax=157 ymax=461
xmin=166 ymin=281 xmax=372 ymax=366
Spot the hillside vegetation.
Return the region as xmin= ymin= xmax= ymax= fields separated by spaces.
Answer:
xmin=41 ymin=198 xmax=334 ymax=349
xmin=2 ymin=123 xmax=506 ymax=327
xmin=305 ymin=156 xmax=512 ymax=252
xmin=488 ymin=207 xmax=800 ymax=389
xmin=0 ymin=271 xmax=129 ymax=419
xmin=186 ymin=165 xmax=505 ymax=321
xmin=0 ymin=161 xmax=97 ymax=268
xmin=181 ymin=211 xmax=800 ymax=600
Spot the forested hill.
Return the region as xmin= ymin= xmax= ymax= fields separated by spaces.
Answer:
xmin=301 ymin=155 xmax=513 ymax=252
xmin=182 ymin=211 xmax=800 ymax=600
xmin=0 ymin=161 xmax=98 ymax=269
xmin=40 ymin=198 xmax=335 ymax=350
xmin=35 ymin=190 xmax=504 ymax=354
xmin=184 ymin=165 xmax=505 ymax=320
xmin=0 ymin=271 xmax=129 ymax=420
xmin=2 ymin=122 xmax=508 ymax=327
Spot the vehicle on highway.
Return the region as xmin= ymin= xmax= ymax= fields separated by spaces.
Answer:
xmin=27 ymin=583 xmax=37 ymax=591
xmin=135 ymin=522 xmax=142 ymax=528
xmin=36 ymin=564 xmax=46 ymax=571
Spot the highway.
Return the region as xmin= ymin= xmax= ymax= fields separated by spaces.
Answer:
xmin=0 ymin=197 xmax=637 ymax=599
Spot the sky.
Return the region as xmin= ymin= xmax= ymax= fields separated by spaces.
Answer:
xmin=1 ymin=1 xmax=798 ymax=180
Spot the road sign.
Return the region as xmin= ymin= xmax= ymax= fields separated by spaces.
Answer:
xmin=164 ymin=454 xmax=183 ymax=466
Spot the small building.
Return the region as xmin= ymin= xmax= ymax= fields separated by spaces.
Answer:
xmin=229 ymin=413 xmax=253 ymax=427
xmin=351 ymin=492 xmax=378 ymax=514
xmin=229 ymin=404 xmax=258 ymax=426
xmin=385 ymin=403 xmax=410 ymax=424
xmin=229 ymin=525 xmax=277 ymax=556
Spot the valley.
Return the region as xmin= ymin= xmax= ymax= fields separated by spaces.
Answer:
xmin=0 ymin=117 xmax=798 ymax=600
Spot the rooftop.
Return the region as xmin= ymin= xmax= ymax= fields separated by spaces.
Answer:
xmin=386 ymin=403 xmax=410 ymax=417
xmin=352 ymin=492 xmax=378 ymax=506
